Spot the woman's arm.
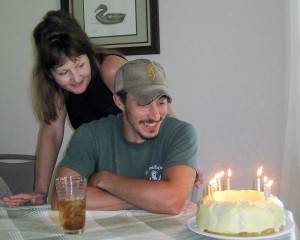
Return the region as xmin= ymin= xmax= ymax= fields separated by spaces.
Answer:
xmin=99 ymin=55 xmax=128 ymax=93
xmin=34 ymin=106 xmax=67 ymax=197
xmin=167 ymin=103 xmax=178 ymax=118
xmin=2 ymin=106 xmax=67 ymax=207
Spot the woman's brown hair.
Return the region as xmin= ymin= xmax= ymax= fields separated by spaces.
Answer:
xmin=32 ymin=10 xmax=102 ymax=124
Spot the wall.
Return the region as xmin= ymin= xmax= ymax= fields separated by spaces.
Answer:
xmin=0 ymin=0 xmax=289 ymax=201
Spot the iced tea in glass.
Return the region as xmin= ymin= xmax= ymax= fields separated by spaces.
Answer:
xmin=55 ymin=176 xmax=87 ymax=234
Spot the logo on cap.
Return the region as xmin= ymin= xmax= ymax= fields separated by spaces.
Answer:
xmin=146 ymin=64 xmax=156 ymax=80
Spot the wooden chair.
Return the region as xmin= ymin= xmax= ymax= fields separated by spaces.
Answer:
xmin=0 ymin=154 xmax=36 ymax=194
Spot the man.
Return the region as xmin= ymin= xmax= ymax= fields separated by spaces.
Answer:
xmin=51 ymin=59 xmax=198 ymax=215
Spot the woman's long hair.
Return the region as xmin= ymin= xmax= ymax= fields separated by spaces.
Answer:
xmin=32 ymin=10 xmax=102 ymax=124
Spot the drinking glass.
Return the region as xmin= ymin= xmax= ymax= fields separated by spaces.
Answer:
xmin=55 ymin=176 xmax=87 ymax=234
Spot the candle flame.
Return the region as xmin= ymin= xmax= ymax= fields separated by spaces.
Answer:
xmin=209 ymin=178 xmax=217 ymax=188
xmin=257 ymin=166 xmax=263 ymax=177
xmin=215 ymin=171 xmax=224 ymax=179
xmin=228 ymin=169 xmax=232 ymax=177
xmin=266 ymin=180 xmax=273 ymax=187
xmin=263 ymin=176 xmax=268 ymax=183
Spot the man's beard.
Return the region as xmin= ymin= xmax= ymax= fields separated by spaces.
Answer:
xmin=138 ymin=117 xmax=163 ymax=140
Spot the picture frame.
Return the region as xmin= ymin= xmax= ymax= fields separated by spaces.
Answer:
xmin=61 ymin=0 xmax=160 ymax=55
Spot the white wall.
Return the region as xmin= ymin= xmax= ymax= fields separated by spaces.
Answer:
xmin=0 ymin=0 xmax=289 ymax=202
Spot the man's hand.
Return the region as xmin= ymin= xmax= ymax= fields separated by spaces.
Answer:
xmin=88 ymin=171 xmax=118 ymax=189
xmin=2 ymin=192 xmax=47 ymax=208
xmin=88 ymin=171 xmax=106 ymax=188
xmin=184 ymin=200 xmax=197 ymax=210
xmin=194 ymin=169 xmax=204 ymax=188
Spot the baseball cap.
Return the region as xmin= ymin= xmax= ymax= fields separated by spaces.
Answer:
xmin=115 ymin=59 xmax=172 ymax=105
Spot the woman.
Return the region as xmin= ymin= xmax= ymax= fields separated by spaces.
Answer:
xmin=2 ymin=10 xmax=177 ymax=207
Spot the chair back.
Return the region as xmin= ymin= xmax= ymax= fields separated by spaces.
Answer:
xmin=0 ymin=154 xmax=36 ymax=194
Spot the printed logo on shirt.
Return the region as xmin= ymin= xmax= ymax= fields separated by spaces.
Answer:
xmin=145 ymin=165 xmax=163 ymax=180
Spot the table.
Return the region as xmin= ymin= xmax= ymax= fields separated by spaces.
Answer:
xmin=0 ymin=203 xmax=299 ymax=240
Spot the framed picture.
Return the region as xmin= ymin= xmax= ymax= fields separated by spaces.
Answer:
xmin=61 ymin=0 xmax=160 ymax=55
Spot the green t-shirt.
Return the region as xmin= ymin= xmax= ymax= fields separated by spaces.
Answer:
xmin=60 ymin=114 xmax=198 ymax=180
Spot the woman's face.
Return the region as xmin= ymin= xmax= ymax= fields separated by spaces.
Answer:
xmin=50 ymin=54 xmax=92 ymax=94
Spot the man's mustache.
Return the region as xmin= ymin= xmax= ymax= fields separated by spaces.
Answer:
xmin=139 ymin=117 xmax=163 ymax=124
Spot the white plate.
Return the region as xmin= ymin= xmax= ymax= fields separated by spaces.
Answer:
xmin=187 ymin=214 xmax=295 ymax=239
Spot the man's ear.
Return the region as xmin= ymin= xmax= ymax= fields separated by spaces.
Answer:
xmin=113 ymin=94 xmax=125 ymax=111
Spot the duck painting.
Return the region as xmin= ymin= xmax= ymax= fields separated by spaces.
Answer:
xmin=94 ymin=4 xmax=126 ymax=24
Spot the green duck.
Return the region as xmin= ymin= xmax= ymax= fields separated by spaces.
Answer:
xmin=94 ymin=4 xmax=126 ymax=24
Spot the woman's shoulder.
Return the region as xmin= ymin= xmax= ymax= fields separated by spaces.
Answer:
xmin=96 ymin=51 xmax=127 ymax=64
xmin=98 ymin=54 xmax=128 ymax=92
xmin=101 ymin=54 xmax=127 ymax=66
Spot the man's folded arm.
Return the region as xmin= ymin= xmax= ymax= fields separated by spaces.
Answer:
xmin=89 ymin=165 xmax=196 ymax=215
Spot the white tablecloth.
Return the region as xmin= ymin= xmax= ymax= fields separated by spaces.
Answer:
xmin=0 ymin=203 xmax=299 ymax=240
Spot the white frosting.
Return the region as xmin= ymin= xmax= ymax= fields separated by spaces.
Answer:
xmin=196 ymin=190 xmax=286 ymax=235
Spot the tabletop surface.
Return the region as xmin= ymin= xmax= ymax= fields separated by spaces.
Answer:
xmin=0 ymin=203 xmax=299 ymax=240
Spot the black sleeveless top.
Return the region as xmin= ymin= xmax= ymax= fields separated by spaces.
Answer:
xmin=65 ymin=55 xmax=122 ymax=129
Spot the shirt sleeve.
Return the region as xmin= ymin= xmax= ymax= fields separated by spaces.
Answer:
xmin=163 ymin=122 xmax=198 ymax=171
xmin=59 ymin=124 xmax=98 ymax=178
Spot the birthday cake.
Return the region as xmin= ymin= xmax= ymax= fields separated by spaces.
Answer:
xmin=196 ymin=190 xmax=286 ymax=237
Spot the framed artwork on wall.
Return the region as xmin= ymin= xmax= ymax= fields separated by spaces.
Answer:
xmin=61 ymin=0 xmax=160 ymax=55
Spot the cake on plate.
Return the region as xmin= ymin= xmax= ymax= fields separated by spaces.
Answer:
xmin=196 ymin=190 xmax=286 ymax=237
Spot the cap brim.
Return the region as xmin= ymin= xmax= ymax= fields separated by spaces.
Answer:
xmin=128 ymin=85 xmax=172 ymax=105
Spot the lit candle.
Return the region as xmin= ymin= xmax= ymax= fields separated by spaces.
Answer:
xmin=215 ymin=171 xmax=224 ymax=191
xmin=209 ymin=178 xmax=216 ymax=191
xmin=257 ymin=166 xmax=263 ymax=192
xmin=209 ymin=178 xmax=217 ymax=199
xmin=263 ymin=176 xmax=268 ymax=191
xmin=267 ymin=180 xmax=273 ymax=189
xmin=263 ymin=176 xmax=268 ymax=196
xmin=227 ymin=169 xmax=232 ymax=190
xmin=213 ymin=179 xmax=218 ymax=196
xmin=264 ymin=180 xmax=273 ymax=200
